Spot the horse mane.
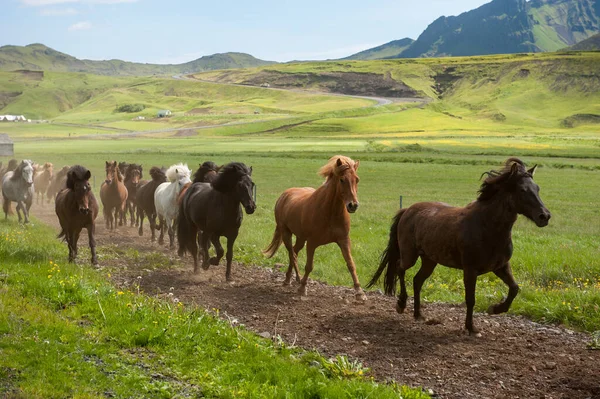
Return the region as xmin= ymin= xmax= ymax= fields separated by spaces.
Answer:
xmin=193 ymin=161 xmax=220 ymax=183
xmin=149 ymin=166 xmax=167 ymax=182
xmin=318 ymin=155 xmax=357 ymax=180
xmin=212 ymin=162 xmax=251 ymax=192
xmin=477 ymin=157 xmax=529 ymax=201
xmin=66 ymin=165 xmax=91 ymax=189
xmin=165 ymin=163 xmax=191 ymax=183
xmin=43 ymin=162 xmax=53 ymax=171
xmin=9 ymin=160 xmax=32 ymax=181
xmin=118 ymin=161 xmax=130 ymax=175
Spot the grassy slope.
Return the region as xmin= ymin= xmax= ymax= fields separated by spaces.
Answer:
xmin=342 ymin=39 xmax=415 ymax=60
xmin=0 ymin=220 xmax=428 ymax=398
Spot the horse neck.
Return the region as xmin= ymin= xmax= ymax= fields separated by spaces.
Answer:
xmin=472 ymin=196 xmax=518 ymax=238
xmin=312 ymin=178 xmax=347 ymax=220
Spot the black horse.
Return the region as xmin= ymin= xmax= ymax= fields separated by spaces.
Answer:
xmin=122 ymin=163 xmax=143 ymax=227
xmin=177 ymin=162 xmax=256 ymax=281
xmin=136 ymin=166 xmax=167 ymax=241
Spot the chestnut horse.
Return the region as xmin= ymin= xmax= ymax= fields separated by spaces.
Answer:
xmin=367 ymin=158 xmax=551 ymax=336
xmin=99 ymin=161 xmax=128 ymax=230
xmin=46 ymin=165 xmax=70 ymax=203
xmin=263 ymin=155 xmax=365 ymax=300
xmin=55 ymin=165 xmax=99 ymax=265
xmin=136 ymin=166 xmax=167 ymax=241
xmin=34 ymin=162 xmax=54 ymax=205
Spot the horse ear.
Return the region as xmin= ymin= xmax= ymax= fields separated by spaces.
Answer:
xmin=85 ymin=170 xmax=91 ymax=180
xmin=249 ymin=166 xmax=253 ymax=176
xmin=354 ymin=160 xmax=360 ymax=171
xmin=105 ymin=161 xmax=110 ymax=167
xmin=336 ymin=158 xmax=343 ymax=167
xmin=527 ymin=165 xmax=537 ymax=177
xmin=510 ymin=162 xmax=520 ymax=176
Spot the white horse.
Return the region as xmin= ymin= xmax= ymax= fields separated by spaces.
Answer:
xmin=154 ymin=163 xmax=191 ymax=248
xmin=2 ymin=159 xmax=35 ymax=223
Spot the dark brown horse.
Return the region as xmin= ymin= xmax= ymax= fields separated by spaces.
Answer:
xmin=136 ymin=166 xmax=167 ymax=241
xmin=263 ymin=155 xmax=365 ymax=300
xmin=99 ymin=161 xmax=128 ymax=230
xmin=46 ymin=165 xmax=70 ymax=203
xmin=177 ymin=162 xmax=256 ymax=280
xmin=368 ymin=158 xmax=551 ymax=336
xmin=55 ymin=165 xmax=99 ymax=265
xmin=177 ymin=161 xmax=221 ymax=205
xmin=121 ymin=163 xmax=143 ymax=227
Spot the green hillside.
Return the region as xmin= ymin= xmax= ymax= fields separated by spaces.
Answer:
xmin=343 ymin=38 xmax=415 ymax=60
xmin=0 ymin=43 xmax=275 ymax=76
xmin=567 ymin=32 xmax=600 ymax=49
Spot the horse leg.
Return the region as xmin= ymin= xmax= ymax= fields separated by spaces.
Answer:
xmin=224 ymin=232 xmax=238 ymax=282
xmin=157 ymin=216 xmax=165 ymax=245
xmin=67 ymin=230 xmax=77 ymax=263
xmin=130 ymin=202 xmax=136 ymax=227
xmin=150 ymin=213 xmax=157 ymax=242
xmin=138 ymin=209 xmax=145 ymax=236
xmin=488 ymin=262 xmax=519 ymax=315
xmin=167 ymin=217 xmax=175 ymax=249
xmin=72 ymin=229 xmax=82 ymax=260
xmin=463 ymin=268 xmax=480 ymax=336
xmin=16 ymin=201 xmax=23 ymax=223
xmin=200 ymin=232 xmax=211 ymax=270
xmin=336 ymin=238 xmax=367 ymax=301
xmin=190 ymin=228 xmax=200 ymax=273
xmin=413 ymin=256 xmax=437 ymax=321
xmin=210 ymin=235 xmax=224 ymax=266
xmin=282 ymin=230 xmax=298 ymax=285
xmin=292 ymin=237 xmax=305 ymax=283
xmin=87 ymin=224 xmax=98 ymax=266
xmin=298 ymin=241 xmax=317 ymax=296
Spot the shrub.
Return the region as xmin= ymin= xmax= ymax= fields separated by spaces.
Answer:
xmin=115 ymin=103 xmax=145 ymax=113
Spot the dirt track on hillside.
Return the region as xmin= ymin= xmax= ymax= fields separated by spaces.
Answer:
xmin=32 ymin=204 xmax=600 ymax=399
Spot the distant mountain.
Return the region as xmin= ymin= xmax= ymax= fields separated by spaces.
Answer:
xmin=567 ymin=32 xmax=600 ymax=50
xmin=343 ymin=38 xmax=414 ymax=60
xmin=0 ymin=43 xmax=275 ymax=76
xmin=341 ymin=0 xmax=600 ymax=60
xmin=398 ymin=0 xmax=600 ymax=58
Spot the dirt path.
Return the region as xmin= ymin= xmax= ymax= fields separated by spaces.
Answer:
xmin=32 ymin=204 xmax=600 ymax=399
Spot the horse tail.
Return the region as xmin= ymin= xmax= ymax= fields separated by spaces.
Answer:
xmin=176 ymin=194 xmax=192 ymax=256
xmin=367 ymin=209 xmax=405 ymax=295
xmin=262 ymin=226 xmax=282 ymax=258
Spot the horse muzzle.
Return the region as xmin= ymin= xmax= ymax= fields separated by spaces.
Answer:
xmin=79 ymin=207 xmax=91 ymax=215
xmin=535 ymin=210 xmax=551 ymax=227
xmin=244 ymin=204 xmax=256 ymax=215
xmin=346 ymin=202 xmax=359 ymax=213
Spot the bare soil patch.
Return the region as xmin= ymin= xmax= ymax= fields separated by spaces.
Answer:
xmin=32 ymin=205 xmax=600 ymax=399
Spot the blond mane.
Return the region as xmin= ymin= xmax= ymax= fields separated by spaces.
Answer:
xmin=318 ymin=155 xmax=357 ymax=179
xmin=165 ymin=163 xmax=191 ymax=183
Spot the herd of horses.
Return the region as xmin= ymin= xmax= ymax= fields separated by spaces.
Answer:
xmin=0 ymin=156 xmax=551 ymax=335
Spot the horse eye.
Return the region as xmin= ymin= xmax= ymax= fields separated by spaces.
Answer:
xmin=340 ymin=178 xmax=345 ymax=184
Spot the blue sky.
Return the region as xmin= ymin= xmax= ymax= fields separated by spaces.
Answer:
xmin=1 ymin=0 xmax=490 ymax=64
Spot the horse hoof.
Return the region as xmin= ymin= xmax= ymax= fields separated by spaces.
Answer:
xmin=283 ymin=279 xmax=291 ymax=286
xmin=202 ymin=263 xmax=210 ymax=271
xmin=395 ymin=303 xmax=405 ymax=314
xmin=298 ymin=285 xmax=308 ymax=296
xmin=209 ymin=257 xmax=219 ymax=266
xmin=469 ymin=330 xmax=482 ymax=338
xmin=355 ymin=293 xmax=367 ymax=302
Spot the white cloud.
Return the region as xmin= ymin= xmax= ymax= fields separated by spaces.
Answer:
xmin=68 ymin=21 xmax=92 ymax=31
xmin=40 ymin=7 xmax=78 ymax=15
xmin=21 ymin=0 xmax=139 ymax=5
xmin=21 ymin=0 xmax=78 ymax=5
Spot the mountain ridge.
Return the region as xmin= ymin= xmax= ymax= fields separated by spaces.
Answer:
xmin=0 ymin=43 xmax=276 ymax=76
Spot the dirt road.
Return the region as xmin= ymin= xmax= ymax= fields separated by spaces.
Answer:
xmin=32 ymin=204 xmax=600 ymax=399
